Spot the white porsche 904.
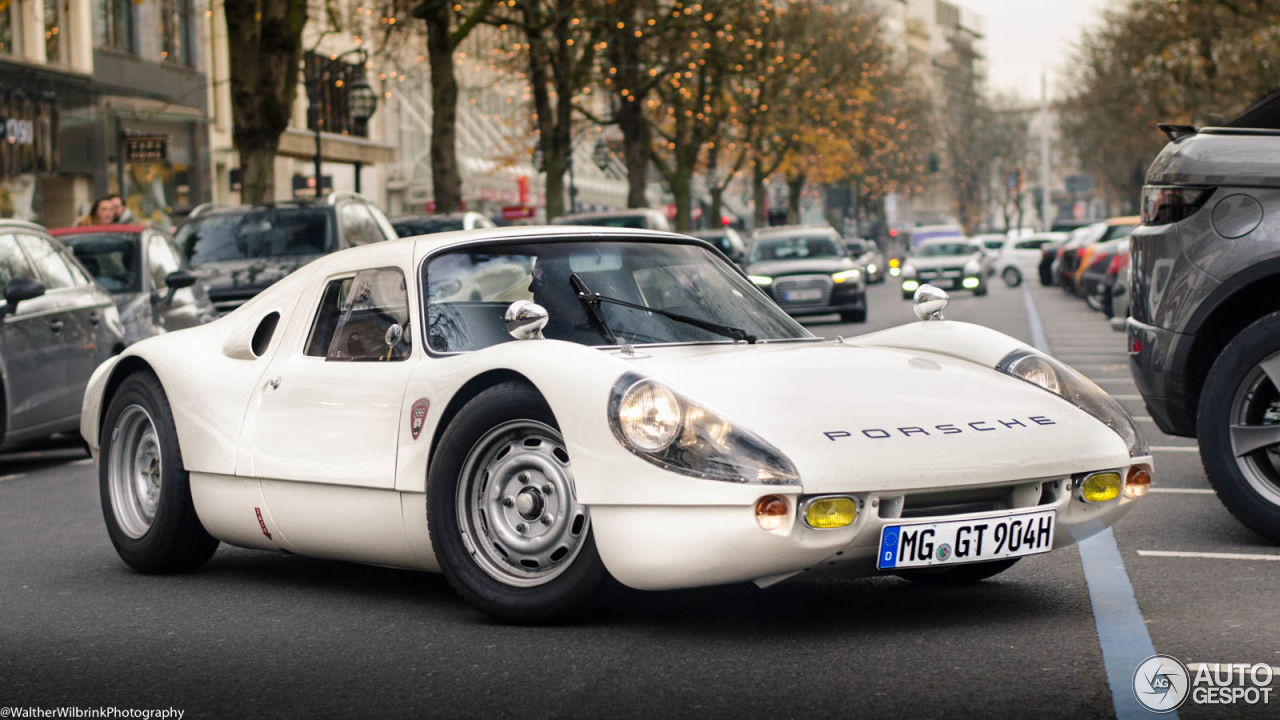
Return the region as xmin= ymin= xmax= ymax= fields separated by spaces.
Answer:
xmin=81 ymin=227 xmax=1152 ymax=622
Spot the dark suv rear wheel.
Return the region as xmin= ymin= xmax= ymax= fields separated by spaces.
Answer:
xmin=1198 ymin=311 xmax=1280 ymax=541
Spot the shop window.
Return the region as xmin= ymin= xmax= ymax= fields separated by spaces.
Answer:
xmin=96 ymin=0 xmax=133 ymax=53
xmin=44 ymin=0 xmax=62 ymax=64
xmin=159 ymin=0 xmax=191 ymax=65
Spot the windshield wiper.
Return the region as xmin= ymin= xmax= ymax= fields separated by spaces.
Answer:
xmin=569 ymin=273 xmax=619 ymax=345
xmin=569 ymin=272 xmax=757 ymax=345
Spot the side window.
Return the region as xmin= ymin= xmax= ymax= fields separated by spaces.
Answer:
xmin=305 ymin=268 xmax=412 ymax=361
xmin=0 ymin=234 xmax=36 ymax=286
xmin=147 ymin=234 xmax=182 ymax=288
xmin=18 ymin=235 xmax=76 ymax=290
xmin=63 ymin=252 xmax=92 ymax=286
xmin=1015 ymin=239 xmax=1048 ymax=251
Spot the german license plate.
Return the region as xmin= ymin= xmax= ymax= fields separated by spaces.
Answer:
xmin=876 ymin=508 xmax=1056 ymax=570
xmin=783 ymin=289 xmax=823 ymax=302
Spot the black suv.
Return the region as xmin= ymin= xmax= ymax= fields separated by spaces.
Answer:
xmin=175 ymin=194 xmax=396 ymax=314
xmin=1129 ymin=91 xmax=1280 ymax=539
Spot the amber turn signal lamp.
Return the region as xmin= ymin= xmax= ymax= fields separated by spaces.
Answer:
xmin=755 ymin=495 xmax=789 ymax=531
xmin=1124 ymin=466 xmax=1152 ymax=498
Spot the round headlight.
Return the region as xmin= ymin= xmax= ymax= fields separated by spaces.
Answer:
xmin=617 ymin=381 xmax=682 ymax=451
xmin=1007 ymin=354 xmax=1062 ymax=394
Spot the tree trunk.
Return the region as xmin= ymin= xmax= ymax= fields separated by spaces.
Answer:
xmin=617 ymin=97 xmax=649 ymax=208
xmin=753 ymin=166 xmax=767 ymax=229
xmin=786 ymin=173 xmax=805 ymax=225
xmin=224 ymin=0 xmax=308 ymax=204
xmin=424 ymin=2 xmax=462 ymax=213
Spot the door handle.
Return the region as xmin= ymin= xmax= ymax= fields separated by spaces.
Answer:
xmin=49 ymin=320 xmax=64 ymax=333
xmin=89 ymin=312 xmax=100 ymax=325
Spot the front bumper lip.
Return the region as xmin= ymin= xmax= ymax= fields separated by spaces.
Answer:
xmin=590 ymin=463 xmax=1148 ymax=591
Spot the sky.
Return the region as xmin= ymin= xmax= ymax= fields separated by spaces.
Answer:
xmin=957 ymin=0 xmax=1110 ymax=102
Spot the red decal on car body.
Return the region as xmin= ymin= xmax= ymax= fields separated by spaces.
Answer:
xmin=410 ymin=398 xmax=430 ymax=440
xmin=255 ymin=507 xmax=272 ymax=540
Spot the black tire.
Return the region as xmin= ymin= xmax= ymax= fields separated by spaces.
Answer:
xmin=1002 ymin=266 xmax=1022 ymax=288
xmin=899 ymin=558 xmax=1019 ymax=585
xmin=839 ymin=308 xmax=867 ymax=323
xmin=1197 ymin=312 xmax=1280 ymax=541
xmin=100 ymin=372 xmax=218 ymax=573
xmin=902 ymin=291 xmax=914 ymax=301
xmin=973 ymin=283 xmax=988 ymax=297
xmin=428 ymin=382 xmax=607 ymax=623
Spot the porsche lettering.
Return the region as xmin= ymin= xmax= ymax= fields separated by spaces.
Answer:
xmin=823 ymin=416 xmax=1056 ymax=442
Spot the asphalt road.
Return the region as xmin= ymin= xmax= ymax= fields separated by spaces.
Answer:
xmin=1 ymin=278 xmax=1277 ymax=720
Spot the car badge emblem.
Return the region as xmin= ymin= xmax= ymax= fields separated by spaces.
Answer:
xmin=410 ymin=398 xmax=430 ymax=440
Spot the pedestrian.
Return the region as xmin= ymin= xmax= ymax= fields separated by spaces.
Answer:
xmin=108 ymin=194 xmax=140 ymax=224
xmin=76 ymin=197 xmax=116 ymax=226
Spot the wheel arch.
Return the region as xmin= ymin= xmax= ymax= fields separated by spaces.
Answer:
xmin=1184 ymin=262 xmax=1280 ymax=423
xmin=98 ymin=355 xmax=160 ymax=445
xmin=427 ymin=368 xmax=553 ymax=479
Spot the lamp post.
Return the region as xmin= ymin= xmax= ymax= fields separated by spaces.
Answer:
xmin=305 ymin=48 xmax=378 ymax=197
xmin=592 ymin=139 xmax=610 ymax=172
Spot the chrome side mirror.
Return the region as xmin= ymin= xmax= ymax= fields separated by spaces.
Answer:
xmin=505 ymin=300 xmax=548 ymax=340
xmin=913 ymin=284 xmax=950 ymax=321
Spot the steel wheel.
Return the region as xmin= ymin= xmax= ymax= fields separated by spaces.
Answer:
xmin=456 ymin=419 xmax=589 ymax=588
xmin=108 ymin=404 xmax=163 ymax=539
xmin=1227 ymin=351 xmax=1280 ymax=506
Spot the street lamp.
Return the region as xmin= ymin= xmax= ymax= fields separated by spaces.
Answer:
xmin=305 ymin=48 xmax=378 ymax=196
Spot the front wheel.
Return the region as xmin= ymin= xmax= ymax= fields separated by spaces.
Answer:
xmin=1198 ymin=312 xmax=1280 ymax=541
xmin=1002 ymin=266 xmax=1022 ymax=287
xmin=428 ymin=382 xmax=607 ymax=622
xmin=973 ymin=283 xmax=988 ymax=297
xmin=899 ymin=558 xmax=1019 ymax=585
xmin=100 ymin=372 xmax=218 ymax=573
xmin=840 ymin=308 xmax=866 ymax=323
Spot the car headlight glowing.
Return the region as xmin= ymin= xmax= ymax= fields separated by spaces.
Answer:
xmin=617 ymin=381 xmax=682 ymax=451
xmin=867 ymin=264 xmax=877 ymax=274
xmin=831 ymin=268 xmax=861 ymax=284
xmin=749 ymin=275 xmax=773 ymax=286
xmin=609 ymin=373 xmax=800 ymax=484
xmin=902 ymin=279 xmax=920 ymax=292
xmin=962 ymin=277 xmax=981 ymax=289
xmin=997 ymin=348 xmax=1149 ymax=457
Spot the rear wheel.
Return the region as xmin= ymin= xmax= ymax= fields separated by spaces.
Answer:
xmin=899 ymin=558 xmax=1019 ymax=585
xmin=1198 ymin=312 xmax=1280 ymax=541
xmin=428 ymin=382 xmax=606 ymax=622
xmin=100 ymin=372 xmax=218 ymax=573
xmin=1002 ymin=266 xmax=1022 ymax=287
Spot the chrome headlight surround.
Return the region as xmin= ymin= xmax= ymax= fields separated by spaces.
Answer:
xmin=608 ymin=373 xmax=800 ymax=485
xmin=997 ymin=348 xmax=1149 ymax=457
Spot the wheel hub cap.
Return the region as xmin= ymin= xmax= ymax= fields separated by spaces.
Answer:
xmin=108 ymin=405 xmax=163 ymax=539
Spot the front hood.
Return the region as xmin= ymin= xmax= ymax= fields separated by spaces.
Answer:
xmin=194 ymin=256 xmax=320 ymax=296
xmin=627 ymin=340 xmax=1128 ymax=493
xmin=746 ymin=257 xmax=854 ymax=277
xmin=906 ymin=254 xmax=980 ymax=270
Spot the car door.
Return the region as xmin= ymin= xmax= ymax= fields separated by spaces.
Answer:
xmin=145 ymin=230 xmax=203 ymax=332
xmin=0 ymin=233 xmax=67 ymax=433
xmin=15 ymin=233 xmax=88 ymax=422
xmin=245 ymin=265 xmax=416 ymax=488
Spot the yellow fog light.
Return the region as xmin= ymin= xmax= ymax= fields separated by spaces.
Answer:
xmin=755 ymin=495 xmax=789 ymax=531
xmin=804 ymin=496 xmax=857 ymax=529
xmin=1082 ymin=472 xmax=1122 ymax=502
xmin=962 ymin=277 xmax=981 ymax=289
xmin=1124 ymin=466 xmax=1152 ymax=498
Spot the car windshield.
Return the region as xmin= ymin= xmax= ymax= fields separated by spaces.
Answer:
xmin=62 ymin=232 xmax=142 ymax=293
xmin=748 ymin=235 xmax=842 ymax=262
xmin=175 ymin=208 xmax=333 ymax=265
xmin=557 ymin=215 xmax=651 ymax=229
xmin=425 ymin=239 xmax=811 ymax=352
xmin=915 ymin=242 xmax=976 ymax=257
xmin=393 ymin=217 xmax=464 ymax=236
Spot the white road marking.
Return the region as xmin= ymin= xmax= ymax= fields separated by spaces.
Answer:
xmin=1109 ymin=394 xmax=1143 ymax=400
xmin=1091 ymin=377 xmax=1137 ymax=382
xmin=0 ymin=473 xmax=27 ymax=482
xmin=1150 ymin=446 xmax=1200 ymax=453
xmin=1131 ymin=416 xmax=1154 ymax=422
xmin=72 ymin=458 xmax=93 ymax=466
xmin=1148 ymin=488 xmax=1214 ymax=495
xmin=1138 ymin=550 xmax=1280 ymax=561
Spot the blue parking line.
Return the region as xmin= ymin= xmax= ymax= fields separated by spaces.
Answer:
xmin=1022 ymin=287 xmax=1172 ymax=720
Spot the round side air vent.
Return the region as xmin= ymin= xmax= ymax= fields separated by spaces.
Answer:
xmin=251 ymin=312 xmax=280 ymax=357
xmin=1211 ymin=193 xmax=1263 ymax=239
